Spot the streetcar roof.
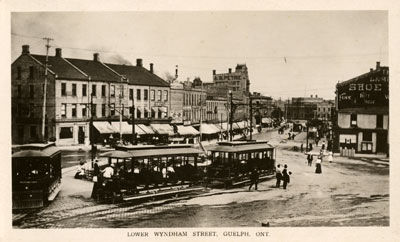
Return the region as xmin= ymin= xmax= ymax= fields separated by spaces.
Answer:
xmin=12 ymin=143 xmax=60 ymax=158
xmin=119 ymin=146 xmax=203 ymax=158
xmin=207 ymin=141 xmax=274 ymax=153
xmin=116 ymin=144 xmax=194 ymax=151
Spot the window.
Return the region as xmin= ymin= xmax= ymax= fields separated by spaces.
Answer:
xmin=82 ymin=84 xmax=87 ymax=96
xmin=71 ymin=104 xmax=77 ymax=117
xmin=144 ymin=108 xmax=148 ymax=118
xmin=29 ymin=103 xmax=34 ymax=117
xmin=61 ymin=83 xmax=67 ymax=96
xmin=157 ymin=90 xmax=161 ymax=101
xmin=137 ymin=89 xmax=141 ymax=100
xmin=163 ymin=90 xmax=168 ymax=101
xmin=158 ymin=109 xmax=162 ymax=118
xmin=137 ymin=107 xmax=141 ymax=118
xmin=110 ymin=103 xmax=115 ymax=116
xmin=30 ymin=125 xmax=37 ymax=138
xmin=150 ymin=90 xmax=155 ymax=100
xmin=61 ymin=104 xmax=66 ymax=118
xmin=351 ymin=114 xmax=357 ymax=126
xmin=144 ymin=89 xmax=148 ymax=101
xmin=92 ymin=84 xmax=97 ymax=96
xmin=81 ymin=104 xmax=87 ymax=117
xmin=377 ymin=114 xmax=383 ymax=128
xmin=29 ymin=66 xmax=34 ymax=79
xmin=129 ymin=89 xmax=134 ymax=100
xmin=102 ymin=104 xmax=106 ymax=117
xmin=17 ymin=66 xmax=21 ymax=79
xmin=92 ymin=104 xmax=97 ymax=117
xmin=110 ymin=85 xmax=115 ymax=97
xmin=122 ymin=104 xmax=124 ymax=116
xmin=363 ymin=131 xmax=372 ymax=141
xmin=59 ymin=127 xmax=73 ymax=139
xmin=17 ymin=85 xmax=21 ymax=97
xmin=101 ymin=85 xmax=106 ymax=97
xmin=151 ymin=109 xmax=155 ymax=118
xmin=72 ymin=84 xmax=77 ymax=96
xmin=29 ymin=85 xmax=34 ymax=98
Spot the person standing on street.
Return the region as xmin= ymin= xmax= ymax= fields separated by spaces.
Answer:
xmin=328 ymin=151 xmax=333 ymax=163
xmin=315 ymin=156 xmax=322 ymax=174
xmin=91 ymin=158 xmax=100 ymax=199
xmin=282 ymin=164 xmax=290 ymax=189
xmin=307 ymin=154 xmax=313 ymax=167
xmin=249 ymin=167 xmax=259 ymax=191
xmin=275 ymin=164 xmax=283 ymax=188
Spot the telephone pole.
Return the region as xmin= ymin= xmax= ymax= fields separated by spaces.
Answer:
xmin=41 ymin=37 xmax=53 ymax=142
xmin=229 ymin=90 xmax=233 ymax=141
xmin=249 ymin=98 xmax=253 ymax=140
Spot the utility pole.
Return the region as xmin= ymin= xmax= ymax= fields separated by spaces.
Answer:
xmin=199 ymin=82 xmax=204 ymax=142
xmin=41 ymin=37 xmax=53 ymax=142
xmin=90 ymin=91 xmax=95 ymax=161
xmin=119 ymin=79 xmax=123 ymax=142
xmin=229 ymin=90 xmax=233 ymax=141
xmin=131 ymin=97 xmax=136 ymax=145
xmin=249 ymin=97 xmax=253 ymax=140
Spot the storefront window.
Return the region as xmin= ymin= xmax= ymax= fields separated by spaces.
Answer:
xmin=60 ymin=127 xmax=73 ymax=139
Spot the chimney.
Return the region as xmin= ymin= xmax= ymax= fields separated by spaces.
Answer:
xmin=55 ymin=48 xmax=62 ymax=57
xmin=93 ymin=53 xmax=100 ymax=62
xmin=136 ymin=58 xmax=143 ymax=67
xmin=370 ymin=68 xmax=373 ymax=72
xmin=175 ymin=65 xmax=178 ymax=79
xmin=311 ymin=94 xmax=313 ymax=98
xmin=228 ymin=68 xmax=232 ymax=73
xmin=376 ymin=61 xmax=380 ymax=70
xmin=213 ymin=70 xmax=216 ymax=75
xmin=22 ymin=45 xmax=30 ymax=54
xmin=149 ymin=63 xmax=153 ymax=73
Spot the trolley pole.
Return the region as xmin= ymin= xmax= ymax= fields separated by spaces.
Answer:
xmin=41 ymin=37 xmax=53 ymax=142
xmin=229 ymin=90 xmax=233 ymax=141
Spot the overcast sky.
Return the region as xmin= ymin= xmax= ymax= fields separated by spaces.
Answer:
xmin=11 ymin=11 xmax=388 ymax=100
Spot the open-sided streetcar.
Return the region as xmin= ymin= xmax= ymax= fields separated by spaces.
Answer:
xmin=97 ymin=144 xmax=205 ymax=201
xmin=12 ymin=143 xmax=62 ymax=210
xmin=205 ymin=140 xmax=276 ymax=188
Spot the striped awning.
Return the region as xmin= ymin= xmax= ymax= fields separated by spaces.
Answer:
xmin=177 ymin=125 xmax=200 ymax=136
xmin=93 ymin=122 xmax=117 ymax=134
xmin=150 ymin=124 xmax=175 ymax=136
xmin=110 ymin=122 xmax=145 ymax=135
xmin=137 ymin=124 xmax=155 ymax=134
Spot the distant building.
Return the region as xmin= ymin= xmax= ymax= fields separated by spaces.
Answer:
xmin=250 ymin=92 xmax=274 ymax=125
xmin=334 ymin=62 xmax=389 ymax=155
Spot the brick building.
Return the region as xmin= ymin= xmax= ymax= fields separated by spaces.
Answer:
xmin=11 ymin=45 xmax=170 ymax=145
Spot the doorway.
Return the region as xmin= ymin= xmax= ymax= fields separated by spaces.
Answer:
xmin=78 ymin=126 xmax=85 ymax=144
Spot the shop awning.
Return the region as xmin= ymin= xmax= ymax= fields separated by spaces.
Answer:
xmin=159 ymin=107 xmax=167 ymax=112
xmin=236 ymin=121 xmax=247 ymax=129
xmin=93 ymin=121 xmax=117 ymax=134
xmin=233 ymin=122 xmax=241 ymax=130
xmin=262 ymin=118 xmax=272 ymax=124
xmin=150 ymin=123 xmax=175 ymax=136
xmin=111 ymin=122 xmax=146 ymax=135
xmin=137 ymin=124 xmax=155 ymax=135
xmin=200 ymin=123 xmax=220 ymax=134
xmin=177 ymin=125 xmax=200 ymax=136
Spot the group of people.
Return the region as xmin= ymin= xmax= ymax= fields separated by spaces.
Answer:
xmin=275 ymin=164 xmax=292 ymax=189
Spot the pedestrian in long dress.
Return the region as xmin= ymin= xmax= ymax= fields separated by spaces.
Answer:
xmin=248 ymin=168 xmax=259 ymax=191
xmin=315 ymin=157 xmax=322 ymax=174
xmin=307 ymin=154 xmax=313 ymax=167
xmin=91 ymin=158 xmax=100 ymax=199
xmin=275 ymin=164 xmax=282 ymax=188
xmin=282 ymin=164 xmax=290 ymax=189
xmin=328 ymin=151 xmax=333 ymax=163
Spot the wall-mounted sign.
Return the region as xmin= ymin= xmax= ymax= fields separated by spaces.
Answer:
xmin=337 ymin=68 xmax=388 ymax=109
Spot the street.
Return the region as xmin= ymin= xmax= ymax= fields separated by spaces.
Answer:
xmin=13 ymin=129 xmax=389 ymax=228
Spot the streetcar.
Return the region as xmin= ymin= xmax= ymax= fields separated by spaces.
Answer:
xmin=97 ymin=144 xmax=205 ymax=201
xmin=12 ymin=143 xmax=62 ymax=210
xmin=205 ymin=140 xmax=276 ymax=188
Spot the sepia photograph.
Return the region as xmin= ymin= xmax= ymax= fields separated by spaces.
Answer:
xmin=3 ymin=2 xmax=397 ymax=240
